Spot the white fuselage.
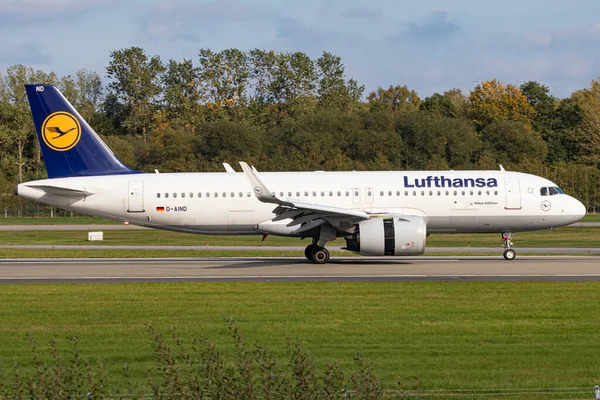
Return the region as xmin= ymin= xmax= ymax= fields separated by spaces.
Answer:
xmin=17 ymin=169 xmax=586 ymax=236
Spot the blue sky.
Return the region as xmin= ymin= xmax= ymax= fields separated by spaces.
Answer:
xmin=2 ymin=0 xmax=600 ymax=98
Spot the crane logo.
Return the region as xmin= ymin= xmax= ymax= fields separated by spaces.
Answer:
xmin=41 ymin=112 xmax=81 ymax=151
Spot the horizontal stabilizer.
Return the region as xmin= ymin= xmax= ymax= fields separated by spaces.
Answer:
xmin=25 ymin=184 xmax=94 ymax=197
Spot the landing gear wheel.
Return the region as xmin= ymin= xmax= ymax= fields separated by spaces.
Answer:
xmin=503 ymin=249 xmax=516 ymax=261
xmin=304 ymin=244 xmax=320 ymax=260
xmin=501 ymin=232 xmax=516 ymax=261
xmin=311 ymin=247 xmax=330 ymax=264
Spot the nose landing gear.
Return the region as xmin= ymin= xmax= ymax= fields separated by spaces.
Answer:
xmin=502 ymin=232 xmax=516 ymax=260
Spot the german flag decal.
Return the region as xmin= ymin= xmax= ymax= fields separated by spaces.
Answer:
xmin=156 ymin=207 xmax=165 ymax=212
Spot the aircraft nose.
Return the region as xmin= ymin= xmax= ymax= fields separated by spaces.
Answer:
xmin=571 ymin=197 xmax=586 ymax=221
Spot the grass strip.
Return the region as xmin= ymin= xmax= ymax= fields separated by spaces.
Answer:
xmin=0 ymin=226 xmax=599 ymax=247
xmin=0 ymin=282 xmax=598 ymax=395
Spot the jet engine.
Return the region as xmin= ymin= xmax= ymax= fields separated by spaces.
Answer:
xmin=344 ymin=216 xmax=426 ymax=256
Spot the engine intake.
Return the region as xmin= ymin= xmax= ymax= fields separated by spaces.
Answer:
xmin=345 ymin=216 xmax=426 ymax=256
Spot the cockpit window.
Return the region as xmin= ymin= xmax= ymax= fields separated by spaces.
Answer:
xmin=540 ymin=186 xmax=564 ymax=196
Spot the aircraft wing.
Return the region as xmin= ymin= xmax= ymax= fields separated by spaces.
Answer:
xmin=24 ymin=184 xmax=94 ymax=197
xmin=240 ymin=162 xmax=367 ymax=234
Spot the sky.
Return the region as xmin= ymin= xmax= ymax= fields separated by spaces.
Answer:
xmin=2 ymin=0 xmax=600 ymax=98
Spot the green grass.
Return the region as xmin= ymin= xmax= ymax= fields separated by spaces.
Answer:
xmin=0 ymin=282 xmax=598 ymax=396
xmin=0 ymin=226 xmax=598 ymax=248
xmin=0 ymin=216 xmax=119 ymax=225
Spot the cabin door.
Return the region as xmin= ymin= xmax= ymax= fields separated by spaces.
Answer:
xmin=127 ymin=180 xmax=145 ymax=212
xmin=504 ymin=178 xmax=521 ymax=210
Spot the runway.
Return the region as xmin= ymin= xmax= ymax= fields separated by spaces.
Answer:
xmin=0 ymin=256 xmax=599 ymax=283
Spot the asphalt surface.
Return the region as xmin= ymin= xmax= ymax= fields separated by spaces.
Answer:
xmin=1 ymin=244 xmax=599 ymax=254
xmin=0 ymin=256 xmax=599 ymax=283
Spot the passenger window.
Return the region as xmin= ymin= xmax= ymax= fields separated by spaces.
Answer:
xmin=379 ymin=191 xmax=383 ymax=196
xmin=354 ymin=191 xmax=358 ymax=196
xmin=206 ymin=193 xmax=210 ymax=198
xmin=345 ymin=191 xmax=349 ymax=196
xmin=321 ymin=191 xmax=324 ymax=196
xmin=453 ymin=191 xmax=457 ymax=196
xmin=280 ymin=192 xmax=283 ymax=197
xmin=288 ymin=192 xmax=292 ymax=197
xmin=413 ymin=191 xmax=416 ymax=196
xmin=429 ymin=191 xmax=433 ymax=196
xmin=190 ymin=193 xmax=193 ymax=198
xmin=231 ymin=192 xmax=235 ymax=198
xmin=469 ymin=191 xmax=473 ymax=195
xmin=388 ymin=191 xmax=392 ymax=196
xmin=157 ymin=193 xmax=161 ymax=198
xmin=305 ymin=191 xmax=308 ymax=197
xmin=182 ymin=193 xmax=185 ymax=198
xmin=215 ymin=193 xmax=218 ymax=198
xmin=337 ymin=191 xmax=341 ymax=196
xmin=494 ymin=190 xmax=498 ymax=195
xmin=329 ymin=191 xmax=333 ymax=196
xmin=165 ymin=193 xmax=169 ymax=198
xmin=313 ymin=191 xmax=317 ymax=197
xmin=396 ymin=191 xmax=400 ymax=196
xmin=405 ymin=191 xmax=408 ymax=196
xmin=173 ymin=193 xmax=177 ymax=198
xmin=421 ymin=191 xmax=425 ymax=196
xmin=445 ymin=191 xmax=449 ymax=196
xmin=239 ymin=192 xmax=243 ymax=197
xmin=247 ymin=192 xmax=251 ymax=197
xmin=478 ymin=190 xmax=481 ymax=195
xmin=296 ymin=191 xmax=300 ymax=197
xmin=198 ymin=193 xmax=202 ymax=198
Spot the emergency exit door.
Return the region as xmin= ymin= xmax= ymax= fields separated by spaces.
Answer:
xmin=128 ymin=180 xmax=145 ymax=212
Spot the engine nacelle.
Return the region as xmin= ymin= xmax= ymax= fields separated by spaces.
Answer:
xmin=345 ymin=216 xmax=426 ymax=256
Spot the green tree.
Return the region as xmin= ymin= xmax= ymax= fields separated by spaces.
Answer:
xmin=163 ymin=59 xmax=204 ymax=130
xmin=198 ymin=48 xmax=250 ymax=119
xmin=106 ymin=47 xmax=165 ymax=141
xmin=315 ymin=51 xmax=364 ymax=110
xmin=367 ymin=85 xmax=421 ymax=114
xmin=0 ymin=65 xmax=57 ymax=181
xmin=480 ymin=120 xmax=547 ymax=166
xmin=570 ymin=78 xmax=600 ymax=165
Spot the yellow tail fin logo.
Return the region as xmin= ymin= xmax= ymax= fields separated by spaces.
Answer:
xmin=42 ymin=112 xmax=81 ymax=151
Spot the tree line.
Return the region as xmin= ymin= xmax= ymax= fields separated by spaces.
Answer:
xmin=1 ymin=47 xmax=600 ymax=215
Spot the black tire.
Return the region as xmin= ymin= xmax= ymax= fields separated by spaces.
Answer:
xmin=304 ymin=244 xmax=319 ymax=260
xmin=311 ymin=247 xmax=330 ymax=264
xmin=503 ymin=249 xmax=516 ymax=260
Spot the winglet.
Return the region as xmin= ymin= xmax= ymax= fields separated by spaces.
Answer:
xmin=223 ymin=163 xmax=235 ymax=173
xmin=239 ymin=162 xmax=291 ymax=206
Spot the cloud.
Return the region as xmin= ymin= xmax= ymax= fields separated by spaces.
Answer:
xmin=342 ymin=6 xmax=382 ymax=20
xmin=403 ymin=11 xmax=461 ymax=42
xmin=0 ymin=0 xmax=117 ymax=29
xmin=0 ymin=41 xmax=54 ymax=65
xmin=136 ymin=0 xmax=273 ymax=42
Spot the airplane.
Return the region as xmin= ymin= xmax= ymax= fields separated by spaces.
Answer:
xmin=15 ymin=84 xmax=586 ymax=263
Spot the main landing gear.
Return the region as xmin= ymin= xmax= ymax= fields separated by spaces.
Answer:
xmin=304 ymin=242 xmax=330 ymax=264
xmin=502 ymin=232 xmax=516 ymax=260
